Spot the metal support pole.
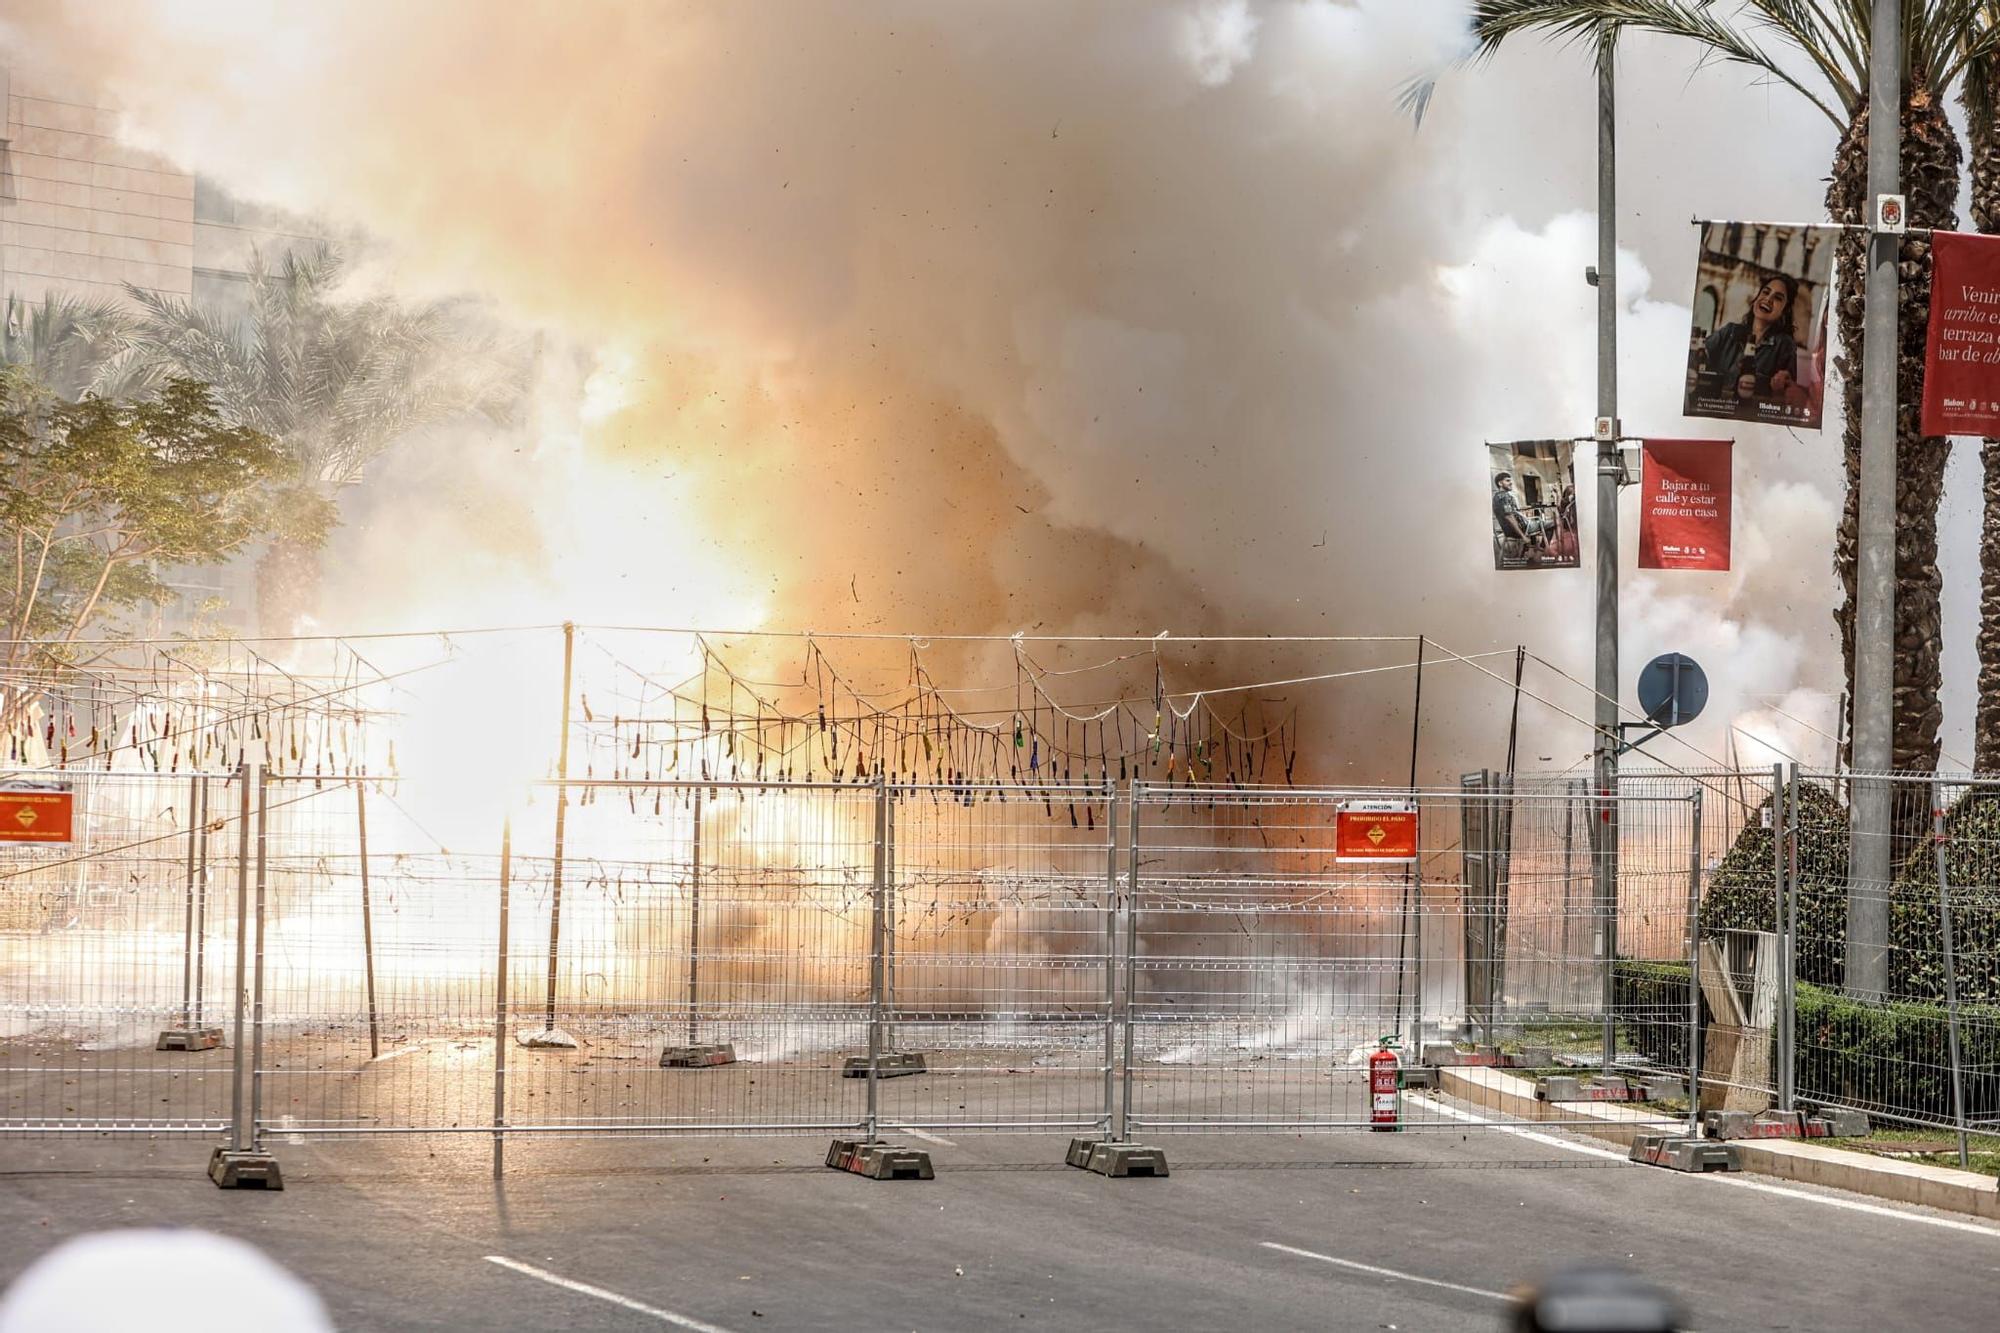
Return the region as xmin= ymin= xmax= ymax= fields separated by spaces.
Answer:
xmin=193 ymin=777 xmax=211 ymax=1026
xmin=1592 ymin=33 xmax=1623 ymax=1079
xmin=356 ymin=780 xmax=381 ymax=1061
xmin=1848 ymin=0 xmax=1902 ymax=1001
xmin=1393 ymin=640 xmax=1427 ymax=1036
xmin=1493 ymin=771 xmax=1514 ymax=1025
xmin=865 ymin=774 xmax=887 ymax=1144
xmin=1561 ymin=779 xmax=1578 ymax=1011
xmin=250 ymin=767 xmax=269 ymax=1148
xmin=543 ymin=621 xmax=576 ymax=1034
xmin=178 ymin=775 xmax=200 ymax=1026
xmin=1461 ymin=772 xmax=1492 ymax=1038
xmin=1685 ymin=791 xmax=1704 ymax=1136
xmin=493 ymin=819 xmax=512 ymax=1179
xmin=1409 ymin=635 xmax=1426 ymax=789
xmin=1932 ymin=785 xmax=1970 ymax=1168
xmin=884 ymin=784 xmax=898 ymax=1053
xmin=686 ymin=785 xmax=704 ymax=1045
xmin=1775 ymin=764 xmax=1795 ymax=1112
xmin=1394 ymin=873 xmax=1413 ymax=1037
xmin=1102 ymin=787 xmax=1120 ymax=1135
xmin=228 ymin=766 xmax=252 ymax=1154
xmin=1409 ymin=804 xmax=1426 ymax=1054
xmin=1118 ymin=780 xmax=1142 ymax=1143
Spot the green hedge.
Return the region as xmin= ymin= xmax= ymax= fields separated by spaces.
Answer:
xmin=1618 ymin=960 xmax=2000 ymax=1125
xmin=1696 ymin=784 xmax=2000 ymax=1007
xmin=1794 ymin=980 xmax=2000 ymax=1124
xmin=1887 ymin=792 xmax=2000 ymax=1005
xmin=1697 ymin=782 xmax=1850 ymax=988
xmin=1614 ymin=960 xmax=1692 ymax=1070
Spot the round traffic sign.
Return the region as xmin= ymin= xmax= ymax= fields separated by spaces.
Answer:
xmin=1637 ymin=653 xmax=1707 ymax=728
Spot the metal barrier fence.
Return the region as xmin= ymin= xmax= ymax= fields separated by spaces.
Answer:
xmin=0 ymin=769 xmax=247 ymax=1135
xmin=4 ymin=770 xmax=1720 ymax=1165
xmin=1770 ymin=769 xmax=2000 ymax=1158
xmin=1600 ymin=765 xmax=2000 ymax=1165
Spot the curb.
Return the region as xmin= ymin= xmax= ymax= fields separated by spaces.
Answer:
xmin=1434 ymin=1066 xmax=2000 ymax=1223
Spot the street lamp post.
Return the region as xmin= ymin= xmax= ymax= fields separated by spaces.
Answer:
xmin=1848 ymin=0 xmax=1901 ymax=999
xmin=1592 ymin=41 xmax=1622 ymax=1074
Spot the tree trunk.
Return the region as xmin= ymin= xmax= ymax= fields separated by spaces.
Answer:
xmin=254 ymin=535 xmax=324 ymax=638
xmin=1968 ymin=65 xmax=2000 ymax=777
xmin=1829 ymin=83 xmax=1961 ymax=776
xmin=1981 ymin=438 xmax=2000 ymax=773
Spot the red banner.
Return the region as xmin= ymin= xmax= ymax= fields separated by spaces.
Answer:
xmin=1923 ymin=232 xmax=2000 ymax=436
xmin=0 ymin=787 xmax=73 ymax=843
xmin=1335 ymin=803 xmax=1418 ymax=863
xmin=1638 ymin=439 xmax=1732 ymax=572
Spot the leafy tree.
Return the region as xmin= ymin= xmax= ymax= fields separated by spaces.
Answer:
xmin=1461 ymin=2 xmax=2000 ymax=776
xmin=124 ymin=244 xmax=512 ymax=634
xmin=0 ymin=372 xmax=315 ymax=732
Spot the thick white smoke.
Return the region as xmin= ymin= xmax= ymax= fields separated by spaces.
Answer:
xmin=4 ymin=0 xmax=1952 ymax=778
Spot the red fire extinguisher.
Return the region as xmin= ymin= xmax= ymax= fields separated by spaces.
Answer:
xmin=1369 ymin=1038 xmax=1401 ymax=1132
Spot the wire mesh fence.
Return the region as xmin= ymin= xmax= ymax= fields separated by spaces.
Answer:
xmin=0 ymin=770 xmax=247 ymax=1134
xmin=1113 ymin=782 xmax=1701 ymax=1135
xmin=49 ymin=763 xmax=2000 ymax=1164
xmin=1780 ymin=770 xmax=2000 ymax=1145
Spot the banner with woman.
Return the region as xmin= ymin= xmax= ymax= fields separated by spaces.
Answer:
xmin=1684 ymin=221 xmax=1834 ymax=429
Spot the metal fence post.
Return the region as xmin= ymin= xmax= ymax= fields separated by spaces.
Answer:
xmin=250 ymin=766 xmax=269 ymax=1149
xmin=1781 ymin=763 xmax=1799 ymax=1113
xmin=227 ymin=765 xmax=252 ymax=1154
xmin=1118 ymin=780 xmax=1142 ymax=1143
xmin=178 ymin=774 xmax=200 ymax=1027
xmin=884 ymin=784 xmax=898 ymax=1054
xmin=493 ymin=818 xmax=512 ymax=1179
xmin=541 ymin=622 xmax=576 ymax=1040
xmin=1561 ymin=779 xmax=1579 ymax=1012
xmin=1102 ymin=785 xmax=1120 ymax=1136
xmin=1599 ymin=773 xmax=1616 ymax=1078
xmin=356 ymin=779 xmax=381 ymax=1061
xmin=1460 ymin=770 xmax=1493 ymax=1039
xmin=1685 ymin=790 xmax=1704 ymax=1136
xmin=193 ymin=777 xmax=212 ymax=1027
xmin=1408 ymin=797 xmax=1426 ymax=1054
xmin=1493 ymin=772 xmax=1514 ymax=1029
xmin=1931 ymin=783 xmax=1970 ymax=1169
xmin=686 ymin=785 xmax=704 ymax=1045
xmin=865 ymin=774 xmax=886 ymax=1143
xmin=1769 ymin=762 xmax=1786 ymax=1112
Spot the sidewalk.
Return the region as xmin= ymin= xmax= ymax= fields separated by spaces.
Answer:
xmin=1434 ymin=1066 xmax=2000 ymax=1223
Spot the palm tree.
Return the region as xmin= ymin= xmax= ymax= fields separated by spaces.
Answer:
xmin=0 ymin=293 xmax=154 ymax=402
xmin=124 ymin=244 xmax=515 ymax=634
xmin=1467 ymin=2 xmax=2000 ymax=775
xmin=1963 ymin=7 xmax=2000 ymax=772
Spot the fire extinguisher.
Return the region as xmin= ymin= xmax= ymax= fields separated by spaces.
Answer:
xmin=1369 ymin=1037 xmax=1401 ymax=1132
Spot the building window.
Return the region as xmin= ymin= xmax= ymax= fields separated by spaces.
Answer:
xmin=193 ymin=177 xmax=238 ymax=225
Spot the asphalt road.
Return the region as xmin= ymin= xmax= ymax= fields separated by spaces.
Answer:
xmin=3 ymin=1105 xmax=1997 ymax=1331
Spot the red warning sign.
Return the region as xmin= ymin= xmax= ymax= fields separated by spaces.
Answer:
xmin=1336 ymin=802 xmax=1418 ymax=863
xmin=0 ymin=786 xmax=74 ymax=844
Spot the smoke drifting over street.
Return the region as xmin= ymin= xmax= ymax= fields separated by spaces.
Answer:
xmin=6 ymin=0 xmax=1941 ymax=778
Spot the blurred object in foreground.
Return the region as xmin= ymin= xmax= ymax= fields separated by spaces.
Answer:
xmin=1510 ymin=1264 xmax=1682 ymax=1333
xmin=0 ymin=1229 xmax=332 ymax=1332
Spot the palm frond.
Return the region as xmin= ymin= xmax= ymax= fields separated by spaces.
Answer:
xmin=1931 ymin=0 xmax=2000 ymax=93
xmin=125 ymin=239 xmax=521 ymax=488
xmin=1469 ymin=0 xmax=1851 ymax=125
xmin=1 ymin=293 xmax=139 ymax=400
xmin=1743 ymin=1 xmax=1863 ymax=110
